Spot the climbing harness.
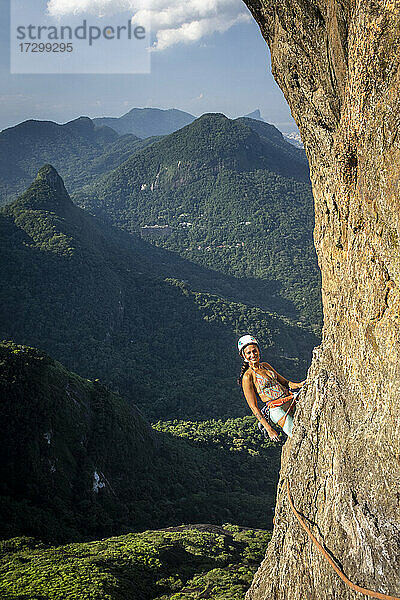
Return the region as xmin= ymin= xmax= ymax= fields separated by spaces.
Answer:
xmin=257 ymin=386 xmax=303 ymax=439
xmin=277 ymin=395 xmax=296 ymax=429
xmin=286 ymin=480 xmax=400 ymax=600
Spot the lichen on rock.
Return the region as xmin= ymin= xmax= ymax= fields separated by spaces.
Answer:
xmin=242 ymin=1 xmax=400 ymax=598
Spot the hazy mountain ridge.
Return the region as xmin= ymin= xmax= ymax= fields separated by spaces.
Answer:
xmin=242 ymin=109 xmax=304 ymax=148
xmin=237 ymin=117 xmax=306 ymax=160
xmin=93 ymin=106 xmax=196 ymax=137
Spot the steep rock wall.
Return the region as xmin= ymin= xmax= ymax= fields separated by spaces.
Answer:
xmin=242 ymin=1 xmax=400 ymax=598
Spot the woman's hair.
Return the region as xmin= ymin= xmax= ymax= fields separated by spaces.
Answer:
xmin=237 ymin=343 xmax=260 ymax=386
xmin=237 ymin=359 xmax=250 ymax=386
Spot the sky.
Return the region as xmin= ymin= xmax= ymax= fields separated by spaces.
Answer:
xmin=0 ymin=0 xmax=297 ymax=133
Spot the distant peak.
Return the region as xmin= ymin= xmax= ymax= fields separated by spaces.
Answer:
xmin=31 ymin=164 xmax=72 ymax=208
xmin=3 ymin=164 xmax=73 ymax=213
xmin=37 ymin=164 xmax=65 ymax=187
xmin=196 ymin=112 xmax=229 ymax=122
xmin=63 ymin=116 xmax=95 ymax=134
xmin=243 ymin=109 xmax=264 ymax=121
xmin=67 ymin=116 xmax=93 ymax=124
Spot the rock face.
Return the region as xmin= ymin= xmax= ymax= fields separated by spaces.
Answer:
xmin=242 ymin=1 xmax=400 ymax=599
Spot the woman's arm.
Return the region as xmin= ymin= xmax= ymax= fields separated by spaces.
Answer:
xmin=242 ymin=373 xmax=280 ymax=442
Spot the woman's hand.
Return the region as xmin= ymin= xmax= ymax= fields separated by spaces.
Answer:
xmin=289 ymin=380 xmax=306 ymax=390
xmin=267 ymin=427 xmax=280 ymax=443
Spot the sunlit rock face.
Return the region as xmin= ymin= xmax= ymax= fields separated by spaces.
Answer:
xmin=242 ymin=2 xmax=400 ymax=598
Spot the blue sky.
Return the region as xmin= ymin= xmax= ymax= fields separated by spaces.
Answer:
xmin=1 ymin=0 xmax=297 ymax=133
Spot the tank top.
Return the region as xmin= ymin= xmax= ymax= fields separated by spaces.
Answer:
xmin=251 ymin=365 xmax=291 ymax=408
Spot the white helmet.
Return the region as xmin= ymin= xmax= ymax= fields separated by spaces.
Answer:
xmin=237 ymin=335 xmax=259 ymax=356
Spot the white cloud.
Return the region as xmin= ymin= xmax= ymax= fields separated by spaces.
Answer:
xmin=46 ymin=0 xmax=251 ymax=50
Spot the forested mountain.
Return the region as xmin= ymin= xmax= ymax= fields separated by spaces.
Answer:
xmin=236 ymin=117 xmax=306 ymax=162
xmin=74 ymin=113 xmax=321 ymax=328
xmin=0 ymin=165 xmax=316 ymax=420
xmin=0 ymin=341 xmax=281 ymax=541
xmin=0 ymin=116 xmax=160 ymax=206
xmin=241 ymin=110 xmax=304 ymax=148
xmin=93 ymin=107 xmax=196 ymax=137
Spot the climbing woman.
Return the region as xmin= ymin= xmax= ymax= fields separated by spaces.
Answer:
xmin=237 ymin=335 xmax=305 ymax=442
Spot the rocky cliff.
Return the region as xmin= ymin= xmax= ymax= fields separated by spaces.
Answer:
xmin=242 ymin=1 xmax=400 ymax=598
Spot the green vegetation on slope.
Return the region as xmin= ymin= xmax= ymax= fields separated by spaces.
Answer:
xmin=0 ymin=526 xmax=271 ymax=600
xmin=152 ymin=417 xmax=279 ymax=454
xmin=0 ymin=112 xmax=320 ymax=597
xmin=0 ymin=341 xmax=281 ymax=542
xmin=74 ymin=113 xmax=322 ymax=328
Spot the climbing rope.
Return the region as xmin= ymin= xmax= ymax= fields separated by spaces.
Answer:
xmin=286 ymin=480 xmax=400 ymax=600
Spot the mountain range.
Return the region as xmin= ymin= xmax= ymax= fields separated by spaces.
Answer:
xmin=0 ymin=116 xmax=162 ymax=206
xmin=0 ymin=162 xmax=316 ymax=420
xmin=0 ymin=108 xmax=304 ymax=207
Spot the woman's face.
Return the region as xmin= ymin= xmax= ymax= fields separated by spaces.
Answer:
xmin=243 ymin=344 xmax=260 ymax=365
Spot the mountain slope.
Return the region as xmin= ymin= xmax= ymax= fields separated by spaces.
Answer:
xmin=0 ymin=341 xmax=282 ymax=542
xmin=236 ymin=117 xmax=306 ymax=161
xmin=1 ymin=341 xmax=156 ymax=541
xmin=74 ymin=113 xmax=321 ymax=327
xmin=0 ymin=116 xmax=157 ymax=206
xmin=0 ymin=165 xmax=316 ymax=420
xmin=241 ymin=111 xmax=304 ymax=148
xmin=93 ymin=107 xmax=196 ymax=137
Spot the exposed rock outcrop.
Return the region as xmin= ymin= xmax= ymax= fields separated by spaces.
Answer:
xmin=242 ymin=1 xmax=400 ymax=598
